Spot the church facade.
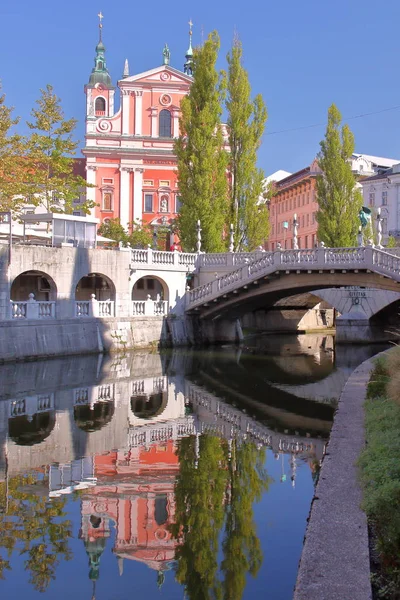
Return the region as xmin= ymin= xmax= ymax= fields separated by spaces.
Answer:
xmin=82 ymin=20 xmax=194 ymax=240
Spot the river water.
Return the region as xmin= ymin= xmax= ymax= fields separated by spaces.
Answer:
xmin=0 ymin=334 xmax=386 ymax=600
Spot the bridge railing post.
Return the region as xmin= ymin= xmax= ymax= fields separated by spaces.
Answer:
xmin=273 ymin=250 xmax=283 ymax=267
xmin=365 ymin=244 xmax=374 ymax=268
xmin=316 ymin=246 xmax=326 ymax=267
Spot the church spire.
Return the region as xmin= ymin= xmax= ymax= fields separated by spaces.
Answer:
xmin=184 ymin=19 xmax=193 ymax=75
xmin=123 ymin=58 xmax=129 ymax=78
xmin=88 ymin=11 xmax=112 ymax=87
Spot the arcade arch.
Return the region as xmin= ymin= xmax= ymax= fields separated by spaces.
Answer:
xmin=74 ymin=400 xmax=115 ymax=432
xmin=75 ymin=273 xmax=116 ymax=301
xmin=8 ymin=411 xmax=56 ymax=446
xmin=131 ymin=276 xmax=169 ymax=302
xmin=11 ymin=270 xmax=57 ymax=302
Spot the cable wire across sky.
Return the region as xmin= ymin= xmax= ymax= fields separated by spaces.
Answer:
xmin=266 ymin=104 xmax=400 ymax=136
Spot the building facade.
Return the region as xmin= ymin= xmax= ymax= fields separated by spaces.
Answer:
xmin=360 ymin=162 xmax=400 ymax=245
xmin=83 ymin=21 xmax=194 ymax=241
xmin=266 ymin=154 xmax=399 ymax=250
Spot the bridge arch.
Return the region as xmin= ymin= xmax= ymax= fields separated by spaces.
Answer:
xmin=11 ymin=270 xmax=57 ymax=302
xmin=130 ymin=390 xmax=168 ymax=420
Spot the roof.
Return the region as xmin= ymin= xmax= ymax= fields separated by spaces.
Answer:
xmin=264 ymin=170 xmax=292 ymax=184
xmin=352 ymin=154 xmax=400 ymax=168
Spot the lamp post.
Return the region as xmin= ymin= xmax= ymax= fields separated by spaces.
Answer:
xmin=196 ymin=220 xmax=202 ymax=253
xmin=293 ymin=213 xmax=299 ymax=250
xmin=229 ymin=223 xmax=234 ymax=252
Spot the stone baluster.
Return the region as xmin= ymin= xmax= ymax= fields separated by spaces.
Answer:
xmin=147 ymin=244 xmax=153 ymax=265
xmin=90 ymin=293 xmax=98 ymax=318
xmin=196 ymin=220 xmax=202 ymax=254
xmin=26 ymin=293 xmax=39 ymax=320
xmin=229 ymin=223 xmax=234 ymax=252
xmin=293 ymin=213 xmax=299 ymax=250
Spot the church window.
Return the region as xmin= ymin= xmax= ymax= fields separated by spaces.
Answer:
xmin=175 ymin=196 xmax=182 ymax=213
xmin=144 ymin=194 xmax=153 ymax=212
xmin=155 ymin=494 xmax=168 ymax=526
xmin=102 ymin=191 xmax=113 ymax=211
xmin=143 ymin=179 xmax=154 ymax=187
xmin=159 ymin=109 xmax=172 ymax=138
xmin=159 ymin=180 xmax=170 ymax=188
xmin=382 ymin=191 xmax=388 ymax=206
xmin=95 ymin=97 xmax=106 ymax=115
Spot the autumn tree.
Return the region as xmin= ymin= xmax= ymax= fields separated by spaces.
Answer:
xmin=0 ymin=85 xmax=28 ymax=212
xmin=225 ymin=39 xmax=269 ymax=250
xmin=175 ymin=32 xmax=229 ymax=252
xmin=316 ymin=104 xmax=363 ymax=247
xmin=26 ymin=85 xmax=94 ymax=214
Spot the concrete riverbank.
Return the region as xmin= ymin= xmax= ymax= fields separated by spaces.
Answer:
xmin=293 ymin=353 xmax=383 ymax=599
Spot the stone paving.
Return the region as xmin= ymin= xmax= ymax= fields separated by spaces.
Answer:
xmin=293 ymin=353 xmax=384 ymax=600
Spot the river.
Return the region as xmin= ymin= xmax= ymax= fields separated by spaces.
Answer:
xmin=0 ymin=334 xmax=386 ymax=599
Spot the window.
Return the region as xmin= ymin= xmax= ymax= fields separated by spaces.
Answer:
xmin=175 ymin=196 xmax=182 ymax=213
xmin=312 ymin=212 xmax=316 ymax=224
xmin=382 ymin=191 xmax=388 ymax=206
xmin=143 ymin=179 xmax=154 ymax=187
xmin=73 ymin=211 xmax=81 ymax=216
xmin=144 ymin=194 xmax=153 ymax=212
xmin=95 ymin=97 xmax=106 ymax=114
xmin=369 ymin=192 xmax=375 ymax=206
xmin=51 ymin=191 xmax=61 ymax=205
xmin=271 ymin=224 xmax=275 ymax=235
xmin=159 ymin=180 xmax=170 ymax=187
xmin=147 ymin=279 xmax=155 ymax=290
xmin=307 ymin=214 xmax=310 ymax=226
xmin=102 ymin=177 xmax=113 ymax=185
xmin=137 ymin=279 xmax=144 ymax=290
xmin=159 ymin=109 xmax=172 ymax=138
xmin=102 ymin=191 xmax=113 ymax=211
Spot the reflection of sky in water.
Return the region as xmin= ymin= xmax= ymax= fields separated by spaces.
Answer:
xmin=0 ymin=334 xmax=386 ymax=599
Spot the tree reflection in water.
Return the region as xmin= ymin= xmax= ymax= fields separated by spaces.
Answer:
xmin=0 ymin=472 xmax=72 ymax=592
xmin=171 ymin=434 xmax=269 ymax=600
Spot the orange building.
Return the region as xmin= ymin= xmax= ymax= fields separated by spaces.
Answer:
xmin=266 ymin=160 xmax=320 ymax=250
xmin=79 ymin=440 xmax=180 ymax=587
xmin=83 ymin=18 xmax=194 ymax=243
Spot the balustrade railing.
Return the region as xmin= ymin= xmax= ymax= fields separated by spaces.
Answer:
xmin=38 ymin=301 xmax=56 ymax=318
xmin=98 ymin=300 xmax=115 ymax=317
xmin=11 ymin=302 xmax=27 ymax=319
xmin=130 ymin=248 xmax=197 ymax=269
xmin=132 ymin=299 xmax=168 ymax=316
xmin=75 ymin=301 xmax=90 ymax=317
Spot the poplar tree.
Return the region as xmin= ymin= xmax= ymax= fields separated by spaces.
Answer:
xmin=0 ymin=86 xmax=28 ymax=212
xmin=26 ymin=85 xmax=94 ymax=214
xmin=316 ymin=104 xmax=362 ymax=247
xmin=175 ymin=32 xmax=229 ymax=252
xmin=226 ymin=40 xmax=269 ymax=250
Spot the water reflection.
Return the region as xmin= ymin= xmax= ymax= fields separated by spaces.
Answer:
xmin=0 ymin=335 xmax=386 ymax=598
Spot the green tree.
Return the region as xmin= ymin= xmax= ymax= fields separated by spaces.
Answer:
xmin=26 ymin=84 xmax=94 ymax=214
xmin=175 ymin=32 xmax=229 ymax=252
xmin=0 ymin=472 xmax=72 ymax=592
xmin=225 ymin=40 xmax=269 ymax=251
xmin=221 ymin=441 xmax=269 ymax=600
xmin=170 ymin=434 xmax=228 ymax=599
xmin=316 ymin=104 xmax=363 ymax=247
xmin=0 ymin=85 xmax=28 ymax=212
xmin=386 ymin=235 xmax=397 ymax=249
xmin=98 ymin=218 xmax=154 ymax=248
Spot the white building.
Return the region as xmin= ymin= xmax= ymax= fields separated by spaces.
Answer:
xmin=360 ymin=162 xmax=400 ymax=244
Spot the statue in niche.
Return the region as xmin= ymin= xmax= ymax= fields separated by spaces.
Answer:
xmin=162 ymin=44 xmax=170 ymax=66
xmin=160 ymin=196 xmax=168 ymax=213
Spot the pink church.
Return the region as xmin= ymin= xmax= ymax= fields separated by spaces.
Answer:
xmin=83 ymin=19 xmax=194 ymax=243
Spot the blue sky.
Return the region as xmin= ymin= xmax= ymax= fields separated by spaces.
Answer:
xmin=1 ymin=0 xmax=400 ymax=175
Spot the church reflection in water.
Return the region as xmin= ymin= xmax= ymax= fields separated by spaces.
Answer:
xmin=0 ymin=336 xmax=365 ymax=596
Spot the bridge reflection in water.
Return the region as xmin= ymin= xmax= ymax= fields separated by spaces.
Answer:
xmin=0 ymin=335 xmax=385 ymax=598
